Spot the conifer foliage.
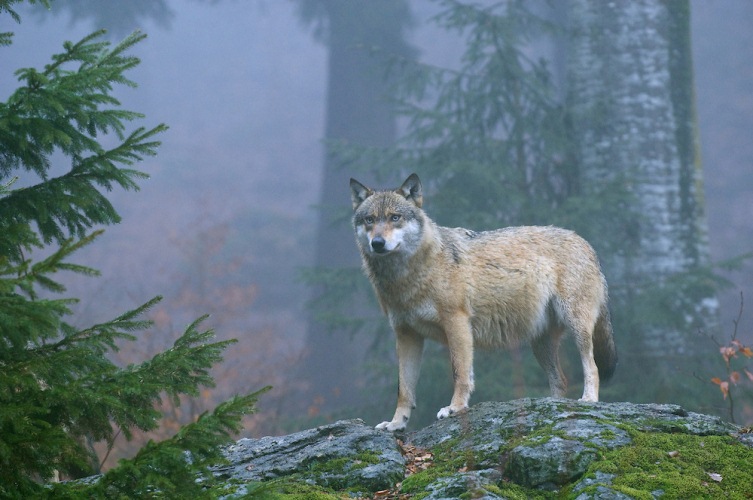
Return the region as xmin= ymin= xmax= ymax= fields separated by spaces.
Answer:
xmin=0 ymin=2 xmax=267 ymax=497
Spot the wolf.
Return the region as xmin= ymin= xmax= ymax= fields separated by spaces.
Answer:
xmin=350 ymin=173 xmax=617 ymax=431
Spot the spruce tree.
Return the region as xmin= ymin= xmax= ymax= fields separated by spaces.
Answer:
xmin=0 ymin=2 xmax=267 ymax=497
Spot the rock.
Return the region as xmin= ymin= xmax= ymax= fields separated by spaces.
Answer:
xmin=503 ymin=418 xmax=629 ymax=489
xmin=209 ymin=398 xmax=753 ymax=498
xmin=571 ymin=471 xmax=632 ymax=500
xmin=407 ymin=398 xmax=744 ymax=495
xmin=420 ymin=468 xmax=504 ymax=500
xmin=212 ymin=418 xmax=404 ymax=494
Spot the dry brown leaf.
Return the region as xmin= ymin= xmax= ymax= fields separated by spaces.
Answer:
xmin=720 ymin=346 xmax=737 ymax=363
xmin=397 ymin=439 xmax=434 ymax=478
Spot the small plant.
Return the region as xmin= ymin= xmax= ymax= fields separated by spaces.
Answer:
xmin=708 ymin=293 xmax=753 ymax=423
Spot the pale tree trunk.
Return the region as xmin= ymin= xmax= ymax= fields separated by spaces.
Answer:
xmin=566 ymin=0 xmax=717 ymax=392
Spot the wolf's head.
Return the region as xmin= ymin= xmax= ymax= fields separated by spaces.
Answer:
xmin=349 ymin=173 xmax=426 ymax=258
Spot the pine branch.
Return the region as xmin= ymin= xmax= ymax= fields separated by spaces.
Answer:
xmin=0 ymin=28 xmax=166 ymax=258
xmin=69 ymin=388 xmax=271 ymax=499
xmin=173 ymin=389 xmax=272 ymax=464
xmin=2 ymin=294 xmax=251 ymax=488
xmin=1 ymin=1 xmax=51 ymax=25
xmin=118 ymin=315 xmax=236 ymax=405
xmin=47 ymin=295 xmax=160 ymax=355
xmin=41 ymin=314 xmax=237 ymax=444
xmin=0 ymin=293 xmax=75 ymax=351
xmin=23 ymin=230 xmax=103 ymax=296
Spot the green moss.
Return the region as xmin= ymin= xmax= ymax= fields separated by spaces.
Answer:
xmin=399 ymin=431 xmax=484 ymax=498
xmin=430 ymin=436 xmax=478 ymax=470
xmin=246 ymin=479 xmax=346 ymax=499
xmin=400 ymin=463 xmax=453 ymax=495
xmin=505 ymin=423 xmax=564 ymax=456
xmin=303 ymin=450 xmax=386 ymax=493
xmin=598 ymin=428 xmax=616 ymax=440
xmin=400 ymin=465 xmax=550 ymax=500
xmin=400 ymin=413 xmax=753 ymax=500
xmin=629 ymin=417 xmax=689 ymax=434
xmin=399 ymin=424 xmax=558 ymax=499
xmin=308 ymin=450 xmax=380 ymax=477
xmin=583 ymin=431 xmax=753 ymax=498
xmin=494 ymin=482 xmax=553 ymax=499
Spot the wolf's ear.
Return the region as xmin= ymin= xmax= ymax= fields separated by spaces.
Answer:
xmin=350 ymin=178 xmax=373 ymax=209
xmin=398 ymin=173 xmax=422 ymax=208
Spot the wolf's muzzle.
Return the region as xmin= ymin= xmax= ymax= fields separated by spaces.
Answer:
xmin=371 ymin=236 xmax=387 ymax=253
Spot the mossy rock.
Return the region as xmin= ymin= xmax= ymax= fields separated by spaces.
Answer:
xmin=572 ymin=431 xmax=753 ymax=498
xmin=401 ymin=398 xmax=751 ymax=498
xmin=206 ymin=399 xmax=752 ymax=498
xmin=213 ymin=418 xmax=404 ymax=495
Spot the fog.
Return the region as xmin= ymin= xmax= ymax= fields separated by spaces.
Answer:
xmin=5 ymin=1 xmax=325 ymax=299
xmin=692 ymin=0 xmax=753 ymax=328
xmin=3 ymin=0 xmax=752 ymax=451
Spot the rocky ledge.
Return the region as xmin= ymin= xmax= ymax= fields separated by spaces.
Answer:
xmin=212 ymin=398 xmax=753 ymax=498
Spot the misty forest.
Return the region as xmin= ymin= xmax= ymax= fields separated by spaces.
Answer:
xmin=2 ymin=0 xmax=752 ymax=496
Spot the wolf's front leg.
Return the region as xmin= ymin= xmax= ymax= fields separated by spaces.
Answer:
xmin=376 ymin=330 xmax=424 ymax=431
xmin=437 ymin=314 xmax=474 ymax=420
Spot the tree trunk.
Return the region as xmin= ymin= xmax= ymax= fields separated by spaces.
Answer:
xmin=294 ymin=0 xmax=414 ymax=417
xmin=566 ymin=0 xmax=718 ymax=401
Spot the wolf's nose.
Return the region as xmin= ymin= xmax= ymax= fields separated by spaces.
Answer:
xmin=371 ymin=236 xmax=386 ymax=253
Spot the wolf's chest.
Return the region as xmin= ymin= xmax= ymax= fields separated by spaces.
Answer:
xmin=386 ymin=299 xmax=448 ymax=342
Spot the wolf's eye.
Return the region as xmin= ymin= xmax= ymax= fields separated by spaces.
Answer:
xmin=364 ymin=216 xmax=374 ymax=225
xmin=390 ymin=214 xmax=401 ymax=222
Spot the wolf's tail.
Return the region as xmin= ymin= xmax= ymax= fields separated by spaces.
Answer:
xmin=594 ymin=303 xmax=617 ymax=381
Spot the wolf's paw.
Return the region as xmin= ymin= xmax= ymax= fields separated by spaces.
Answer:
xmin=436 ymin=405 xmax=467 ymax=420
xmin=375 ymin=420 xmax=406 ymax=432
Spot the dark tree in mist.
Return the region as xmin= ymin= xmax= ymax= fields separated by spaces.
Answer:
xmin=36 ymin=0 xmax=173 ymax=36
xmin=293 ymin=0 xmax=415 ymax=413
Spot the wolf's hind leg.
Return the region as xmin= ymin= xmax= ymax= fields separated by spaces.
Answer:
xmin=532 ymin=327 xmax=567 ymax=398
xmin=569 ymin=315 xmax=600 ymax=402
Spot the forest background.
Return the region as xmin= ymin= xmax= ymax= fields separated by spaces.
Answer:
xmin=3 ymin=0 xmax=751 ymax=470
